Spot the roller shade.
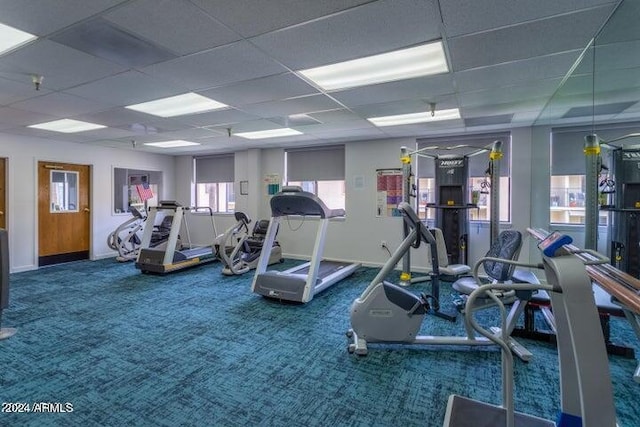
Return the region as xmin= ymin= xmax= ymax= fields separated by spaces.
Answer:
xmin=195 ymin=154 xmax=234 ymax=183
xmin=417 ymin=133 xmax=511 ymax=178
xmin=551 ymin=123 xmax=640 ymax=175
xmin=286 ymin=145 xmax=345 ymax=181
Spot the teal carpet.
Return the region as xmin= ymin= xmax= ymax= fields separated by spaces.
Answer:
xmin=0 ymin=259 xmax=638 ymax=426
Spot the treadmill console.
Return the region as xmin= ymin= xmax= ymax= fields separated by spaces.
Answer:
xmin=538 ymin=231 xmax=573 ymax=257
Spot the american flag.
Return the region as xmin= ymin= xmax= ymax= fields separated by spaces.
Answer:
xmin=136 ymin=182 xmax=154 ymax=201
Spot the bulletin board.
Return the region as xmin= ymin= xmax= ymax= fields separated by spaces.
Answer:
xmin=376 ymin=168 xmax=403 ymax=217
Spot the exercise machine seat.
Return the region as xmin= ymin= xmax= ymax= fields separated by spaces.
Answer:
xmin=452 ymin=230 xmax=523 ymax=295
xmin=426 ymin=228 xmax=471 ymax=277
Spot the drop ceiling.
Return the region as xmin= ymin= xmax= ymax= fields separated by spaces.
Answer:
xmin=0 ymin=0 xmax=633 ymax=155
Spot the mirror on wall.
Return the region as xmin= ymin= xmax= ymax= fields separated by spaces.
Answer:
xmin=113 ymin=168 xmax=162 ymax=214
xmin=535 ymin=0 xmax=640 ymax=128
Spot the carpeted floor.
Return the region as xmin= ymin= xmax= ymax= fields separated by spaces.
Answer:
xmin=0 ymin=258 xmax=638 ymax=426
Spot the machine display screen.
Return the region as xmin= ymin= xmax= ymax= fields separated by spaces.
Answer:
xmin=538 ymin=231 xmax=573 ymax=257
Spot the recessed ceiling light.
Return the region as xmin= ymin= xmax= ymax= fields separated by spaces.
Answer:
xmin=28 ymin=119 xmax=107 ymax=133
xmin=367 ymin=109 xmax=461 ymax=126
xmin=125 ymin=93 xmax=228 ymax=117
xmin=298 ymin=41 xmax=448 ymax=91
xmin=143 ymin=140 xmax=201 ymax=148
xmin=0 ymin=22 xmax=36 ymax=55
xmin=235 ymin=128 xmax=303 ymax=139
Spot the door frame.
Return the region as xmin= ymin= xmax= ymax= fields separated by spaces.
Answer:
xmin=34 ymin=158 xmax=92 ymax=266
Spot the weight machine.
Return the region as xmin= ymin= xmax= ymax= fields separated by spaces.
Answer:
xmin=396 ymin=141 xmax=504 ymax=319
xmin=401 ymin=140 xmax=503 ymax=268
xmin=581 ymin=133 xmax=640 ymax=381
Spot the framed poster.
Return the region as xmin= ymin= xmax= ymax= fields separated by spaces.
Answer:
xmin=376 ymin=168 xmax=403 ymax=217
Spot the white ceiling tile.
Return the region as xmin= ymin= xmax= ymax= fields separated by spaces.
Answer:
xmin=448 ymin=7 xmax=614 ymax=71
xmin=308 ymin=109 xmax=363 ymax=124
xmin=0 ymin=40 xmax=128 ymax=90
xmin=75 ymin=108 xmax=190 ymax=133
xmin=240 ymin=94 xmax=344 ymax=118
xmin=351 ymin=98 xmax=459 ymax=118
xmin=143 ymin=41 xmax=288 ymax=90
xmin=210 ymin=119 xmax=283 ymax=134
xmin=190 ymin=0 xmax=372 ymax=38
xmin=0 ymin=106 xmax=58 ymax=125
xmin=172 ymin=108 xmax=260 ymax=127
xmin=462 ymin=97 xmax=549 ymax=117
xmin=577 ymin=40 xmax=640 ymax=74
xmin=250 ymin=0 xmax=442 ymax=70
xmin=0 ymin=0 xmax=127 ymax=35
xmin=331 ymin=75 xmax=456 ymax=108
xmin=198 ymin=73 xmax=319 ymax=107
xmin=299 ymin=127 xmax=387 ymax=141
xmin=66 ymin=70 xmax=188 ymax=106
xmin=298 ymin=119 xmax=377 ymax=135
xmin=0 ymin=76 xmax=51 ymax=106
xmin=0 ymin=0 xmax=635 ymax=152
xmin=440 ymin=0 xmax=617 ymax=37
xmin=460 ymin=79 xmax=562 ymax=107
xmin=10 ymin=92 xmax=114 ymax=117
xmin=103 ymin=0 xmax=241 ymax=55
xmin=152 ymin=127 xmax=225 ymax=141
xmin=455 ymin=51 xmax=581 ymax=92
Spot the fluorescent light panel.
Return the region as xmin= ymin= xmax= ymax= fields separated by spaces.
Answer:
xmin=367 ymin=108 xmax=461 ymax=126
xmin=299 ymin=42 xmax=448 ymax=91
xmin=144 ymin=140 xmax=200 ymax=148
xmin=125 ymin=93 xmax=228 ymax=117
xmin=0 ymin=22 xmax=36 ymax=55
xmin=235 ymin=128 xmax=302 ymax=139
xmin=28 ymin=119 xmax=106 ymax=133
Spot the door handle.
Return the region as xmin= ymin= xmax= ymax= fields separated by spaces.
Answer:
xmin=0 ymin=211 xmax=3 ymax=215
xmin=84 ymin=208 xmax=90 ymax=213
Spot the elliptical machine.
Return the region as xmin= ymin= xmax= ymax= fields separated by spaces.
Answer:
xmin=215 ymin=212 xmax=283 ymax=276
xmin=107 ymin=207 xmax=146 ymax=262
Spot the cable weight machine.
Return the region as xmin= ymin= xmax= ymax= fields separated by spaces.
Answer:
xmin=397 ymin=141 xmax=503 ymax=320
xmin=401 ymin=141 xmax=503 ymax=263
xmin=584 ymin=133 xmax=640 ymax=276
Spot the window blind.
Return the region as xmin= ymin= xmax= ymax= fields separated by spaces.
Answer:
xmin=286 ymin=145 xmax=345 ymax=181
xmin=195 ymin=154 xmax=234 ymax=183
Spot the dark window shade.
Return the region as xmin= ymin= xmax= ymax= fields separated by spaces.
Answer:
xmin=195 ymin=154 xmax=234 ymax=183
xmin=416 ymin=133 xmax=511 ymax=178
xmin=551 ymin=122 xmax=640 ymax=175
xmin=286 ymin=145 xmax=345 ymax=181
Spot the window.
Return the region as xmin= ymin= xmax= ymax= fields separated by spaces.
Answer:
xmin=285 ymin=146 xmax=346 ymax=210
xmin=416 ymin=133 xmax=511 ymax=222
xmin=50 ymin=170 xmax=78 ymax=212
xmin=195 ymin=154 xmax=235 ymax=213
xmin=548 ymin=124 xmax=640 ymax=225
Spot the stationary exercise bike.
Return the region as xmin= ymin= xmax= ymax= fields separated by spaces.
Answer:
xmin=348 ymin=202 xmax=532 ymax=359
xmin=214 ymin=212 xmax=283 ymax=276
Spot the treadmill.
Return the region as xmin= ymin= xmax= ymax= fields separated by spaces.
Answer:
xmin=251 ymin=186 xmax=360 ymax=303
xmin=135 ymin=201 xmax=217 ymax=274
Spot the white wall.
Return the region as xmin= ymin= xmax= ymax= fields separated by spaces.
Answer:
xmin=1 ymin=132 xmax=175 ymax=272
xmin=4 ymin=125 xmax=593 ymax=274
xmin=172 ymin=132 xmax=548 ymax=271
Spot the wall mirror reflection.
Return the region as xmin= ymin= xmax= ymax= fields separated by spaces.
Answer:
xmin=113 ymin=168 xmax=162 ymax=214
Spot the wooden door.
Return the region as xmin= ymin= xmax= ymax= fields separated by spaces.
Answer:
xmin=0 ymin=158 xmax=5 ymax=229
xmin=38 ymin=161 xmax=91 ymax=266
